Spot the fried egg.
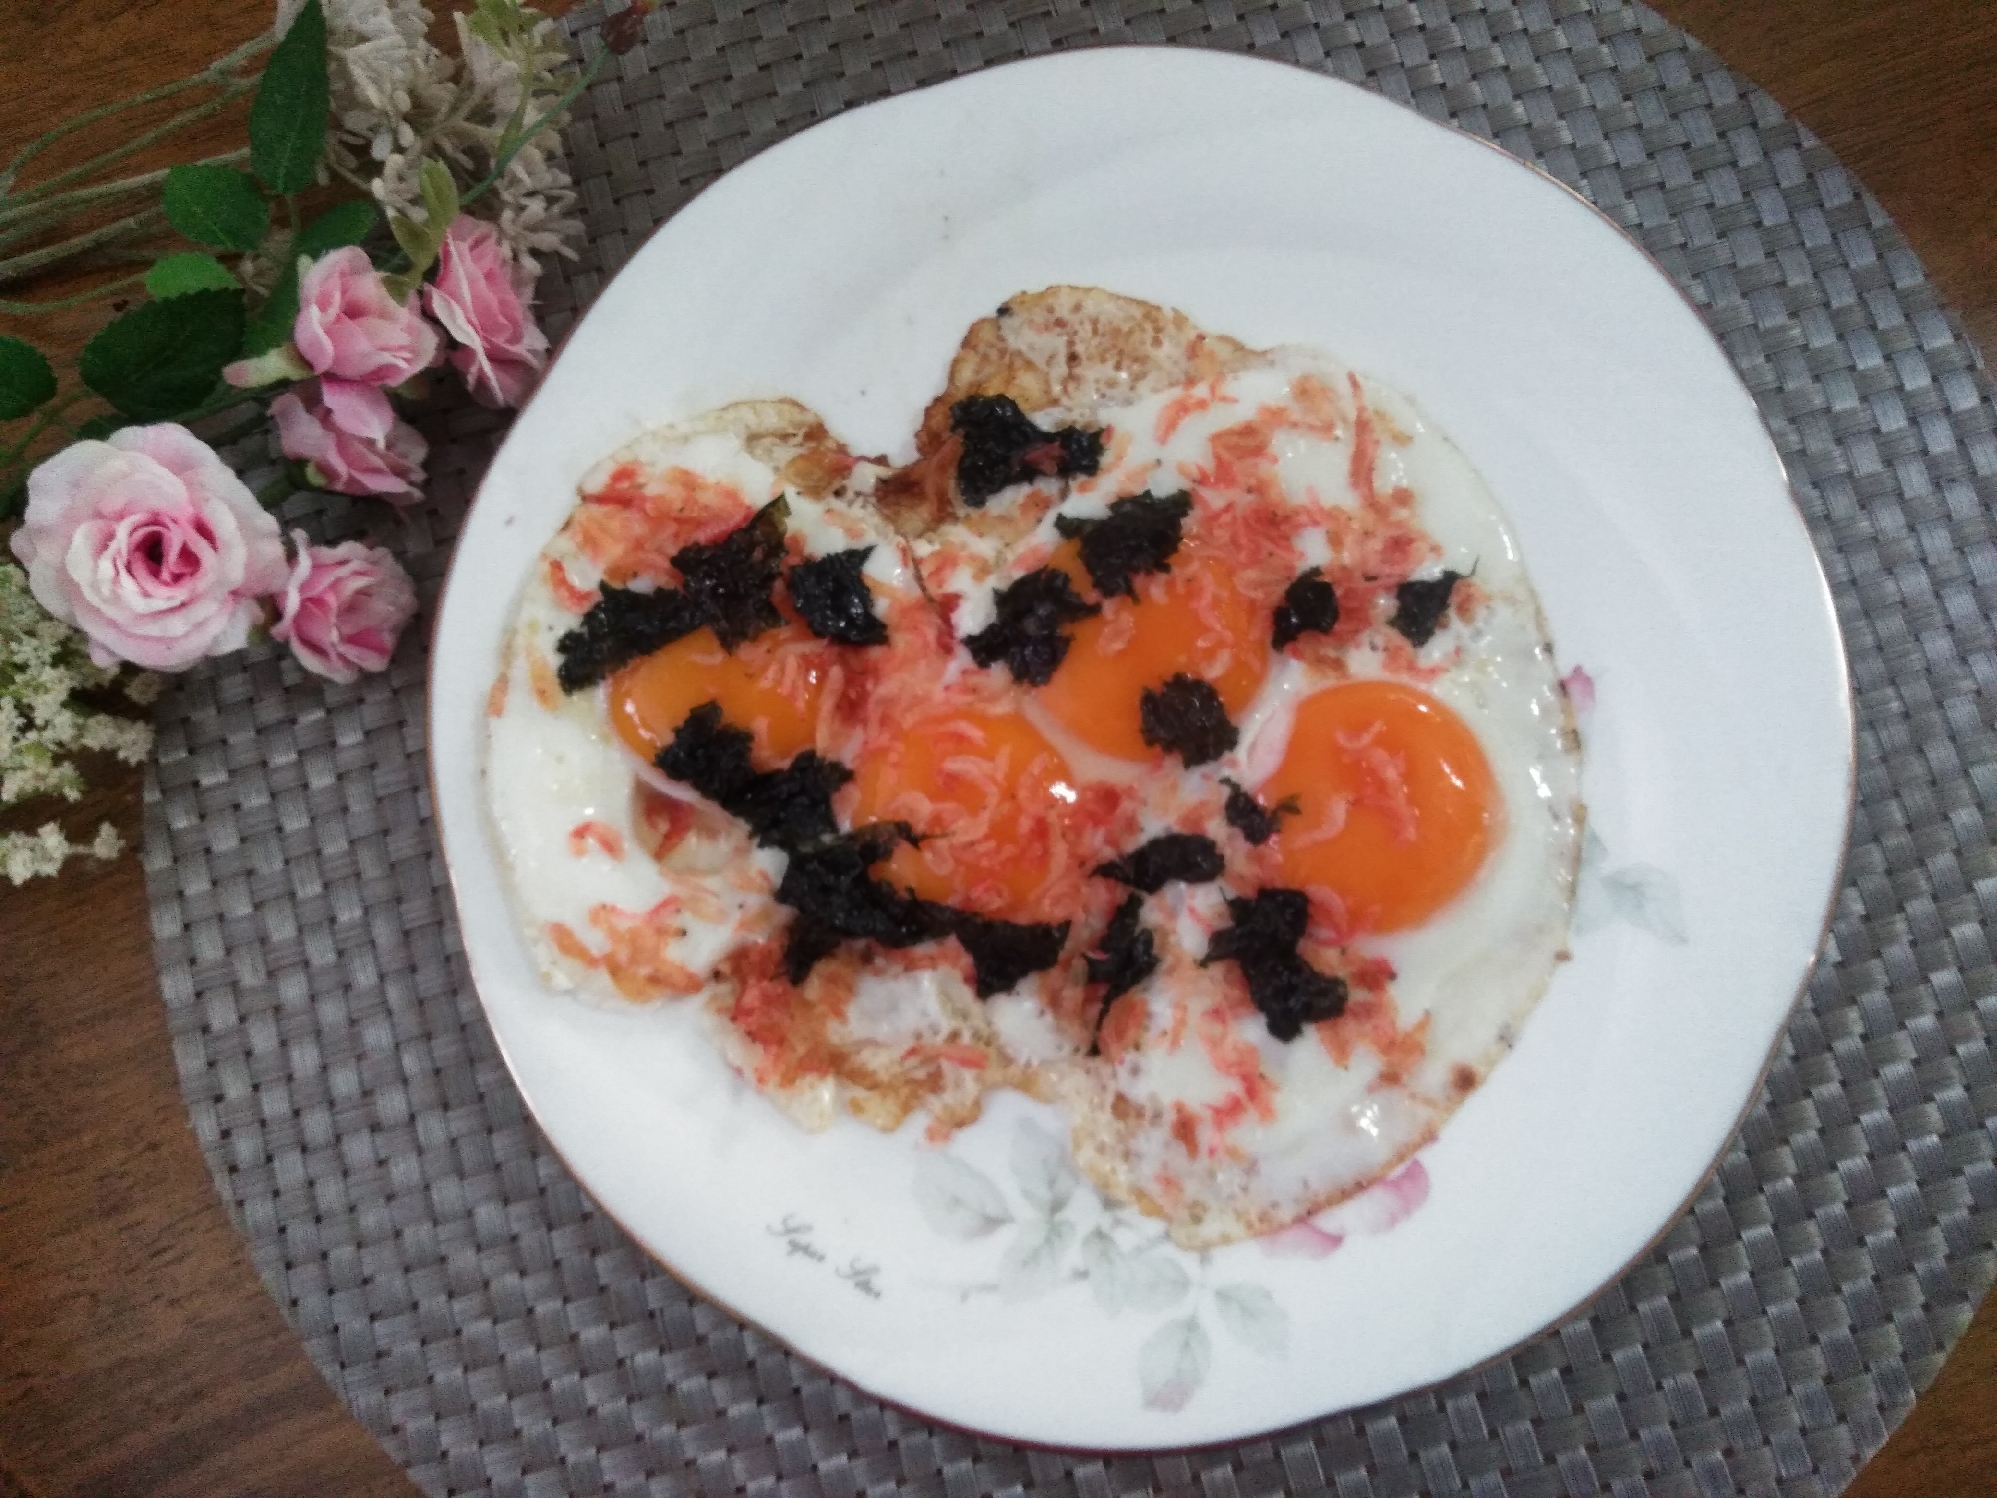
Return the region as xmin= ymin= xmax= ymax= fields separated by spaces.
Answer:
xmin=483 ymin=295 xmax=1582 ymax=1248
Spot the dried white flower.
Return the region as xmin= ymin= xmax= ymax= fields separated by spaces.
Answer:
xmin=455 ymin=13 xmax=528 ymax=128
xmin=490 ymin=140 xmax=581 ymax=273
xmin=277 ymin=0 xmax=586 ymax=267
xmin=277 ymin=0 xmax=464 ymax=181
xmin=370 ymin=149 xmax=429 ymax=224
xmin=2 ymin=824 xmax=70 ymax=884
xmin=1 ymin=821 xmax=123 ymax=885
xmin=1 ymin=562 xmax=154 ymax=879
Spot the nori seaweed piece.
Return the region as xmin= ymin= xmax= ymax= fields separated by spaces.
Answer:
xmin=1390 ymin=568 xmax=1464 ymax=648
xmin=788 ymin=547 xmax=887 ymax=646
xmin=933 ymin=909 xmax=1071 ymax=999
xmin=655 ymin=703 xmax=850 ymax=850
xmin=962 ymin=567 xmax=1101 ymax=686
xmin=1053 ymin=490 xmax=1193 ymax=599
xmin=672 ymin=497 xmax=790 ymax=648
xmin=1138 ymin=674 xmax=1238 ymax=766
xmin=553 ymin=583 xmax=706 ymax=692
xmin=1221 ymin=778 xmax=1298 ymax=846
xmin=1202 ymin=888 xmax=1348 ymax=1042
xmin=553 ymin=501 xmax=791 ymax=691
xmin=1087 ymin=892 xmax=1158 ymax=1012
xmin=951 ymin=394 xmax=1104 ymax=506
xmin=776 ymin=847 xmax=1067 ymax=996
xmin=1095 ymin=832 xmax=1224 ymax=893
xmin=776 ymin=829 xmax=941 ymax=962
xmin=1204 ymin=886 xmax=1309 ymax=963
xmin=655 ymin=701 xmax=761 ymax=810
xmin=776 ymin=830 xmax=928 ymax=935
xmin=658 ymin=700 xmax=1067 ymax=997
xmin=783 ymin=914 xmax=847 ymax=985
xmin=730 ymin=751 xmax=852 ymax=850
xmin=1272 ymin=566 xmax=1339 ymax=649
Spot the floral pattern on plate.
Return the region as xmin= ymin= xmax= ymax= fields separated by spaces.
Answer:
xmin=915 ymin=1118 xmax=1431 ymax=1411
xmin=1563 ymin=665 xmax=1689 ymax=945
xmin=897 ymin=661 xmax=1682 ymax=1413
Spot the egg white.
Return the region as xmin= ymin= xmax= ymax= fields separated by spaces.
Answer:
xmin=483 ymin=345 xmax=1582 ymax=1247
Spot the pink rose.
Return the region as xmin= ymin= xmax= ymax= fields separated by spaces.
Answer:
xmin=424 ymin=216 xmax=549 ymax=408
xmin=294 ymin=246 xmax=440 ymax=386
xmin=272 ymin=378 xmax=428 ymax=502
xmin=270 ymin=532 xmax=420 ymax=684
xmin=10 ymin=425 xmax=288 ymax=671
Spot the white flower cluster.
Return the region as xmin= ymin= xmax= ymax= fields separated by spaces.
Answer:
xmin=1 ymin=563 xmax=154 ymax=883
xmin=3 ymin=821 xmax=124 ymax=886
xmin=281 ymin=0 xmax=584 ymax=274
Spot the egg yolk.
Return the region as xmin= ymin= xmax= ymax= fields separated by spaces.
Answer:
xmin=1260 ymin=679 xmax=1498 ymax=934
xmin=608 ymin=624 xmax=826 ymax=767
xmin=846 ymin=707 xmax=1082 ymax=920
xmin=1036 ymin=547 xmax=1269 ymax=761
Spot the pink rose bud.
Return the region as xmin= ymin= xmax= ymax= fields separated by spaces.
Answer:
xmin=10 ymin=425 xmax=289 ymax=671
xmin=270 ymin=532 xmax=420 ymax=685
xmin=272 ymin=378 xmax=428 ymax=503
xmin=424 ymin=215 xmax=550 ymax=409
xmin=295 ymin=245 xmax=441 ymax=386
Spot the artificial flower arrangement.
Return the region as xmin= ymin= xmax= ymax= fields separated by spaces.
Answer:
xmin=1 ymin=0 xmax=639 ymax=882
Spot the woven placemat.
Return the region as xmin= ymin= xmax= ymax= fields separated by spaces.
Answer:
xmin=145 ymin=2 xmax=1996 ymax=1494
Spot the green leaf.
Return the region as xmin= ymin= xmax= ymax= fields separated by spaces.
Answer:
xmin=73 ymin=415 xmax=125 ymax=441
xmin=379 ymin=268 xmax=421 ymax=303
xmin=146 ymin=252 xmax=240 ymax=299
xmin=388 ymin=212 xmax=432 ymax=270
xmin=79 ymin=289 xmax=247 ymax=421
xmin=241 ymin=256 xmax=303 ymax=357
xmin=419 ymin=159 xmax=460 ymax=233
xmin=386 ymin=160 xmax=462 ymax=289
xmin=249 ymin=0 xmax=329 ymax=194
xmin=0 ymin=336 xmax=57 ymax=420
xmin=295 ymin=199 xmax=378 ymax=259
xmin=162 ymin=164 xmax=270 ymax=251
xmin=0 ymin=471 xmax=26 ymax=523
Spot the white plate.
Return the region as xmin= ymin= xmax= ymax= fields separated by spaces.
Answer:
xmin=429 ymin=47 xmax=1852 ymax=1449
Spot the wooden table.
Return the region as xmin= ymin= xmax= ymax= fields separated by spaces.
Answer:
xmin=1 ymin=2 xmax=1991 ymax=1493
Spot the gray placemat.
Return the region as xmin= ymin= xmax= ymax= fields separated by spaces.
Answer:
xmin=144 ymin=2 xmax=1996 ymax=1494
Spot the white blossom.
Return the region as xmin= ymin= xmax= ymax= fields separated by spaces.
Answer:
xmin=1 ymin=562 xmax=154 ymax=879
xmin=277 ymin=0 xmax=457 ymax=175
xmin=1 ymin=821 xmax=123 ymax=884
xmin=370 ymin=148 xmax=429 ymax=224
xmin=491 ymin=140 xmax=581 ymax=273
xmin=2 ymin=824 xmax=71 ymax=884
xmin=277 ymin=0 xmax=586 ymax=268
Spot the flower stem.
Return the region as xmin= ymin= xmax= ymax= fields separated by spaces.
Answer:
xmin=460 ymin=49 xmax=611 ymax=207
xmin=0 ymin=206 xmax=168 ymax=285
xmin=0 ymin=270 xmax=149 ymax=316
xmin=0 ymin=148 xmax=252 ymax=239
xmin=0 ymin=32 xmax=272 ymax=196
xmin=0 ymin=391 xmax=90 ymax=466
xmin=7 ymin=80 xmax=259 ymax=211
